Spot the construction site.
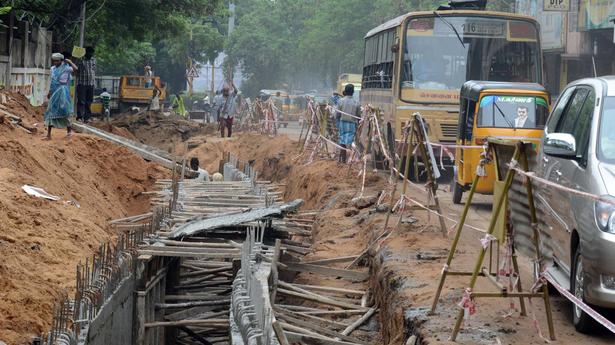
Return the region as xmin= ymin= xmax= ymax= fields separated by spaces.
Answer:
xmin=5 ymin=1 xmax=615 ymax=343
xmin=0 ymin=85 xmax=614 ymax=345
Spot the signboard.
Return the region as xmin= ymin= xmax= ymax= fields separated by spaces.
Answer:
xmin=515 ymin=0 xmax=565 ymax=50
xmin=186 ymin=65 xmax=199 ymax=78
xmin=539 ymin=11 xmax=567 ymax=50
xmin=579 ymin=0 xmax=615 ymax=30
xmin=544 ymin=0 xmax=569 ymax=11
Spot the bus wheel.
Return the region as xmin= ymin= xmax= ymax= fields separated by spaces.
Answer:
xmin=452 ymin=180 xmax=463 ymax=204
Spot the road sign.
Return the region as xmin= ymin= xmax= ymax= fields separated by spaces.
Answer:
xmin=544 ymin=0 xmax=569 ymax=11
xmin=186 ymin=65 xmax=199 ymax=78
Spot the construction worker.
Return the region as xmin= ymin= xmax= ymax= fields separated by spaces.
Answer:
xmin=219 ymin=82 xmax=238 ymax=138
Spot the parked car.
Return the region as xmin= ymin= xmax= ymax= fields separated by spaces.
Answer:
xmin=536 ymin=76 xmax=615 ymax=332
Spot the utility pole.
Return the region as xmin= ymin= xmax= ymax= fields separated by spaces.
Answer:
xmin=79 ymin=1 xmax=86 ymax=46
xmin=227 ymin=2 xmax=235 ymax=84
xmin=210 ymin=61 xmax=215 ymax=99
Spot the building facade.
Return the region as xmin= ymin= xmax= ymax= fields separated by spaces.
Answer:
xmin=516 ymin=0 xmax=615 ymax=97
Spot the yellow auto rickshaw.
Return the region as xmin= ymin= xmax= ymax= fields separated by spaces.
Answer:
xmin=452 ymin=81 xmax=550 ymax=204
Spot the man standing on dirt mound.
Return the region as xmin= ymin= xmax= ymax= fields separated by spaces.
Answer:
xmin=75 ymin=47 xmax=96 ymax=123
xmin=219 ymin=81 xmax=238 ymax=138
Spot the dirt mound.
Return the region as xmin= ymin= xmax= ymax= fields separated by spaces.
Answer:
xmin=0 ymin=94 xmax=167 ymax=344
xmin=93 ymin=111 xmax=218 ymax=155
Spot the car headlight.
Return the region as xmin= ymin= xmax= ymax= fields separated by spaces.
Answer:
xmin=594 ymin=195 xmax=615 ymax=233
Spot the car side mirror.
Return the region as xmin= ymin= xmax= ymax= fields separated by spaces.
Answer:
xmin=544 ymin=133 xmax=577 ymax=158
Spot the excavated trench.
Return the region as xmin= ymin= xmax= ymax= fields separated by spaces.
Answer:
xmin=30 ymin=126 xmax=419 ymax=345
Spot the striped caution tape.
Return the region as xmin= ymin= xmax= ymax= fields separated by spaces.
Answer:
xmin=544 ymin=274 xmax=615 ymax=334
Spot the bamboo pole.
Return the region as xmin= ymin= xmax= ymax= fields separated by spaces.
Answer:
xmin=450 ymin=146 xmax=521 ymax=341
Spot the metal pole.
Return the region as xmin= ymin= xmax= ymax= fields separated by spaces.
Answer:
xmin=210 ymin=62 xmax=215 ymax=100
xmin=79 ymin=1 xmax=86 ymax=47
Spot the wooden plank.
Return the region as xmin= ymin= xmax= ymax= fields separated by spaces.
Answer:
xmin=273 ymin=321 xmax=290 ymax=345
xmin=158 ymin=239 xmax=236 ymax=248
xmin=137 ymin=250 xmax=239 ymax=259
xmin=140 ymin=245 xmax=239 ymax=254
xmin=165 ymin=309 xmax=229 ymax=322
xmin=303 ymin=256 xmax=359 ymax=266
xmin=284 ymin=263 xmax=368 ymax=281
xmin=276 ymin=313 xmax=366 ymax=345
xmin=340 ymin=308 xmax=376 ymax=336
xmin=165 ymin=307 xmax=229 ymax=321
xmin=156 ymin=299 xmax=230 ymax=309
xmin=277 ymin=288 xmax=365 ymax=311
xmin=290 ymin=283 xmax=364 ymax=296
xmin=144 ymin=319 xmax=229 ymax=328
xmin=282 ymin=330 xmax=362 ymax=345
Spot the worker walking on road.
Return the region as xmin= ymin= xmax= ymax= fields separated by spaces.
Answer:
xmin=76 ymin=46 xmax=96 ymax=123
xmin=336 ymin=84 xmax=361 ymax=163
xmin=44 ymin=53 xmax=78 ymax=140
xmin=219 ymin=82 xmax=238 ymax=138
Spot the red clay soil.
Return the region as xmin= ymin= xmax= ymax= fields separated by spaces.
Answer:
xmin=0 ymin=93 xmax=167 ymax=344
xmin=92 ymin=111 xmax=218 ymax=155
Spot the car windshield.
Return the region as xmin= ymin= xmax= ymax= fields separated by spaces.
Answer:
xmin=477 ymin=95 xmax=548 ymax=129
xmin=401 ymin=16 xmax=541 ymax=103
xmin=598 ymin=97 xmax=615 ymax=163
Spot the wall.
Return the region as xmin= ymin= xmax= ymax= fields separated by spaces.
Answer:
xmin=0 ymin=12 xmax=52 ymax=106
xmin=81 ymin=276 xmax=135 ymax=345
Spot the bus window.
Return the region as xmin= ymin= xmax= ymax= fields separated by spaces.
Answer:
xmin=401 ymin=16 xmax=541 ymax=103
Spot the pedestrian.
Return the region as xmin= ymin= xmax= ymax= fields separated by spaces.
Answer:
xmin=219 ymin=82 xmax=238 ymax=138
xmin=144 ymin=65 xmax=153 ymax=88
xmin=336 ymin=84 xmax=361 ymax=163
xmin=44 ymin=53 xmax=78 ymax=140
xmin=212 ymin=90 xmax=223 ymax=121
xmin=99 ymin=87 xmax=111 ymax=122
xmin=76 ymin=46 xmax=96 ymax=122
xmin=149 ymin=83 xmax=163 ymax=111
xmin=171 ymin=92 xmax=187 ymax=117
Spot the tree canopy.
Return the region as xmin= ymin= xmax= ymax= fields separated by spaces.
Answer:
xmin=5 ymin=0 xmax=226 ymax=92
xmin=227 ymin=0 xmax=515 ymax=96
xmin=226 ymin=0 xmax=450 ymax=96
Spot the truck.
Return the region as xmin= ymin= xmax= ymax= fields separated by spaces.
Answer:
xmin=90 ymin=75 xmax=167 ymax=115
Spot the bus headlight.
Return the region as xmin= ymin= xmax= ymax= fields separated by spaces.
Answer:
xmin=595 ymin=196 xmax=615 ymax=233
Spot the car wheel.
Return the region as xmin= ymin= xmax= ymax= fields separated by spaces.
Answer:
xmin=571 ymin=249 xmax=596 ymax=333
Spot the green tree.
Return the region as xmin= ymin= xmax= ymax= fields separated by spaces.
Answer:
xmin=4 ymin=0 xmax=226 ymax=92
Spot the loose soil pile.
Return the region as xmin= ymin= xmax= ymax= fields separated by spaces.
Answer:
xmin=93 ymin=111 xmax=218 ymax=155
xmin=0 ymin=93 xmax=167 ymax=344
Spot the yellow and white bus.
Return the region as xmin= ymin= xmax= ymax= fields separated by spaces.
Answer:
xmin=361 ymin=8 xmax=543 ymax=155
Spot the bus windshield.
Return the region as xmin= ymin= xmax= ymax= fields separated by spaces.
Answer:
xmin=401 ymin=16 xmax=541 ymax=104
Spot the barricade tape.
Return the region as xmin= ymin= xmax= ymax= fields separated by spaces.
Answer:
xmin=509 ymin=164 xmax=615 ymax=206
xmin=298 ymin=103 xmax=615 ymax=337
xmin=318 ymin=134 xmax=352 ymax=152
xmin=544 ymin=274 xmax=615 ymax=334
xmin=325 ymin=104 xmax=363 ymax=121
